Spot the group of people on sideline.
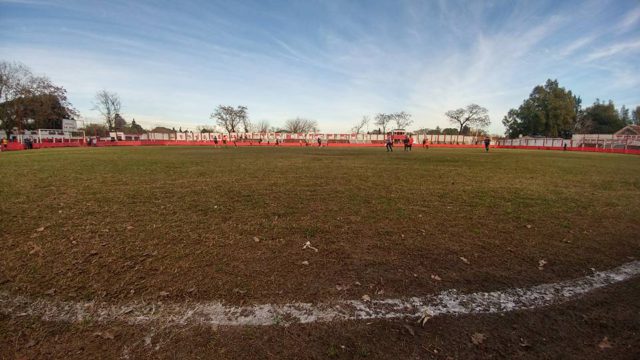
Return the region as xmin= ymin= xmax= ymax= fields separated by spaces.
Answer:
xmin=385 ymin=133 xmax=492 ymax=152
xmin=385 ymin=133 xmax=415 ymax=152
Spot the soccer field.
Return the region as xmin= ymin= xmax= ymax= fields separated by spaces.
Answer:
xmin=1 ymin=146 xmax=639 ymax=358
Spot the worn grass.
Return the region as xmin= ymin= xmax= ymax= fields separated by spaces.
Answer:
xmin=0 ymin=146 xmax=639 ymax=305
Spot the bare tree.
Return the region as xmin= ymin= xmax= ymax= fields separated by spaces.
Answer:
xmin=0 ymin=61 xmax=31 ymax=104
xmin=393 ymin=111 xmax=412 ymax=129
xmin=374 ymin=113 xmax=393 ymax=134
xmin=284 ymin=117 xmax=318 ymax=133
xmin=0 ymin=62 xmax=28 ymax=131
xmin=210 ymin=105 xmax=247 ymax=133
xmin=93 ymin=90 xmax=121 ymax=130
xmin=352 ymin=116 xmax=369 ymax=133
xmin=253 ymin=120 xmax=270 ymax=133
xmin=445 ymin=104 xmax=490 ymax=134
xmin=238 ymin=105 xmax=250 ymax=132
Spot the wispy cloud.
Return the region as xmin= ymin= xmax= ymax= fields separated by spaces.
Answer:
xmin=559 ymin=36 xmax=596 ymax=58
xmin=586 ymin=40 xmax=640 ymax=61
xmin=617 ymin=5 xmax=640 ymax=33
xmin=1 ymin=0 xmax=639 ymax=134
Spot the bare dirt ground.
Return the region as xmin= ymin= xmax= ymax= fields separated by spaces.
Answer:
xmin=1 ymin=146 xmax=639 ymax=358
xmin=1 ymin=276 xmax=638 ymax=359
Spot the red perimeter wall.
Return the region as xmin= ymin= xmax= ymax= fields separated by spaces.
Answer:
xmin=2 ymin=141 xmax=639 ymax=155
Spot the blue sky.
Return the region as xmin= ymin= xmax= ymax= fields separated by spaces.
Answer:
xmin=1 ymin=0 xmax=639 ymax=133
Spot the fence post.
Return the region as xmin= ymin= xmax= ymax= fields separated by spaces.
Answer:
xmin=625 ymin=138 xmax=629 ymax=152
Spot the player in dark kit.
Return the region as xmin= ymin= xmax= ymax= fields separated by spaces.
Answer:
xmin=484 ymin=137 xmax=491 ymax=152
xmin=385 ymin=133 xmax=393 ymax=152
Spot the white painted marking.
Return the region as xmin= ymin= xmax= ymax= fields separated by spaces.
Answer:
xmin=1 ymin=261 xmax=638 ymax=327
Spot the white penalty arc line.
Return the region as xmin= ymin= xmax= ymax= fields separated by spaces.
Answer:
xmin=1 ymin=260 xmax=639 ymax=327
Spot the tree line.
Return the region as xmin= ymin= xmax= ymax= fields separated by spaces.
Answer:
xmin=352 ymin=105 xmax=490 ymax=136
xmin=2 ymin=61 xmax=637 ymax=138
xmin=502 ymin=79 xmax=639 ymax=138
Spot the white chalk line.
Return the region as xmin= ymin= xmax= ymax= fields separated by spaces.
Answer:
xmin=1 ymin=260 xmax=639 ymax=328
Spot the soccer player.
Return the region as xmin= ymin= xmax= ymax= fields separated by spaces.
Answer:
xmin=484 ymin=137 xmax=491 ymax=152
xmin=385 ymin=133 xmax=393 ymax=152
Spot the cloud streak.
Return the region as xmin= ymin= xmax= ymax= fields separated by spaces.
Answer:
xmin=0 ymin=0 xmax=638 ymax=134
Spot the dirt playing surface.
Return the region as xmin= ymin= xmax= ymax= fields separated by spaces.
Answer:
xmin=1 ymin=146 xmax=639 ymax=358
xmin=1 ymin=276 xmax=639 ymax=359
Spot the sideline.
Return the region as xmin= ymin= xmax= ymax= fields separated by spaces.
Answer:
xmin=1 ymin=261 xmax=638 ymax=327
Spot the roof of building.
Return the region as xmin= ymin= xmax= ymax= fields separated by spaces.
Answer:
xmin=614 ymin=125 xmax=640 ymax=135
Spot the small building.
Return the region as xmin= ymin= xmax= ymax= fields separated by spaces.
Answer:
xmin=615 ymin=125 xmax=640 ymax=136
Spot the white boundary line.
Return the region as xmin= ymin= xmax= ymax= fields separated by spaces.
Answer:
xmin=1 ymin=260 xmax=639 ymax=327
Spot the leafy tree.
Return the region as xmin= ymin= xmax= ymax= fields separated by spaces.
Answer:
xmin=0 ymin=61 xmax=77 ymax=133
xmin=445 ymin=104 xmax=490 ymax=134
xmin=150 ymin=126 xmax=175 ymax=133
xmin=0 ymin=94 xmax=73 ymax=130
xmin=441 ymin=128 xmax=459 ymax=135
xmin=619 ymin=105 xmax=631 ymax=125
xmin=581 ymin=99 xmax=625 ymax=134
xmin=633 ymin=106 xmax=640 ymax=125
xmin=114 ymin=113 xmax=126 ymax=131
xmin=126 ymin=119 xmax=145 ymax=134
xmin=210 ymin=105 xmax=247 ymax=133
xmin=502 ymin=79 xmax=576 ymax=138
xmin=196 ymin=125 xmax=215 ymax=133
